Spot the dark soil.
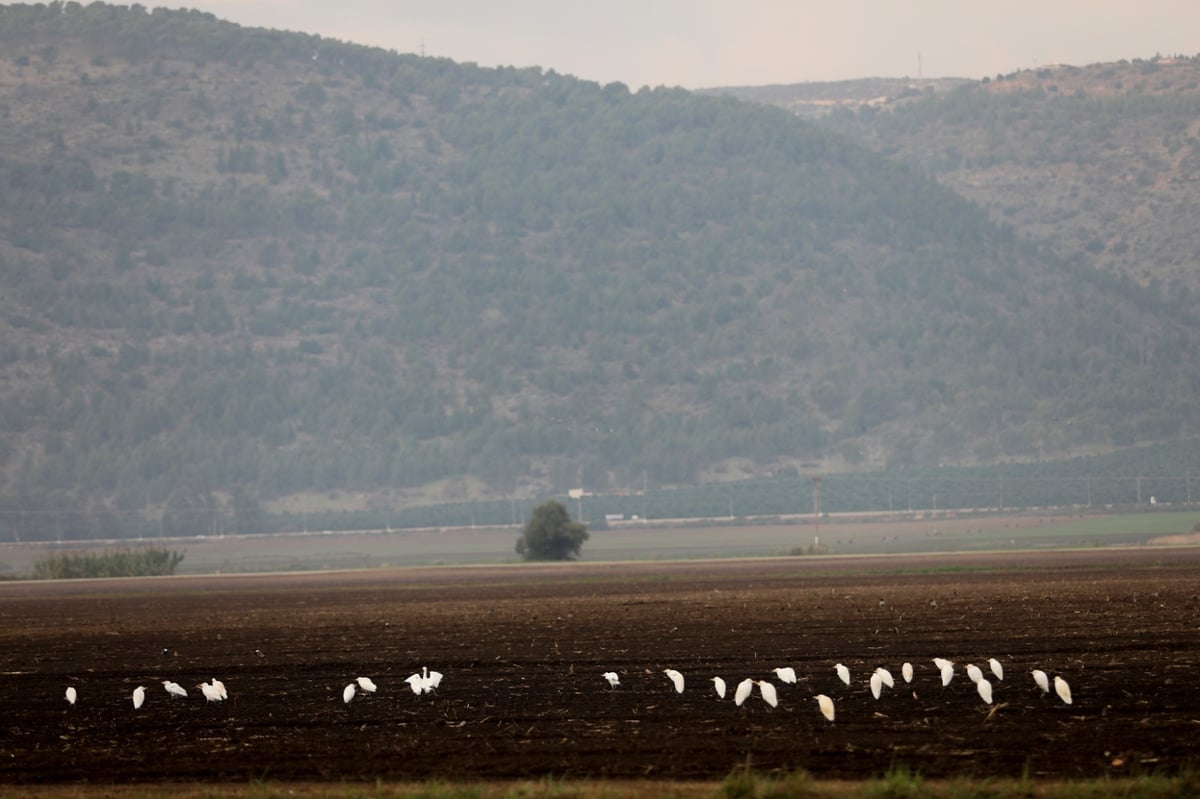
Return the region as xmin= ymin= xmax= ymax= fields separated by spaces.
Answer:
xmin=2 ymin=547 xmax=1198 ymax=784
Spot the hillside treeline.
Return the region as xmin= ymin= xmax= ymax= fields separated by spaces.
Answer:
xmin=0 ymin=4 xmax=1198 ymax=524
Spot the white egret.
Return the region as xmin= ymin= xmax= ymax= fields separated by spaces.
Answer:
xmin=901 ymin=662 xmax=914 ymax=683
xmin=734 ymin=678 xmax=754 ymax=706
xmin=773 ymin=666 xmax=797 ymax=684
xmin=342 ymin=683 xmax=356 ymax=704
xmin=976 ymin=677 xmax=993 ymax=705
xmin=755 ymin=680 xmax=778 ymax=708
xmin=1054 ymin=675 xmax=1073 ymax=705
xmin=1031 ymin=669 xmax=1050 ymax=694
xmin=869 ymin=670 xmax=883 ymax=700
xmin=663 ymin=668 xmax=685 ymax=694
xmin=198 ymin=681 xmax=224 ymax=702
xmin=988 ymin=658 xmax=1004 ymax=681
xmin=406 ymin=667 xmax=443 ymax=695
xmin=162 ymin=680 xmax=188 ymax=698
xmin=965 ymin=663 xmax=983 ymax=684
xmin=815 ymin=693 xmax=835 ymax=722
xmin=711 ymin=676 xmax=726 ymax=699
xmin=835 ymin=663 xmax=851 ymax=685
xmin=132 ymin=686 xmax=146 ymax=710
xmin=65 ymin=686 xmax=77 ymax=705
xmin=602 ymin=671 xmax=619 ymax=688
xmin=875 ymin=667 xmax=895 ymax=689
xmin=932 ymin=658 xmax=954 ymax=687
xmin=355 ymin=676 xmax=377 ymax=693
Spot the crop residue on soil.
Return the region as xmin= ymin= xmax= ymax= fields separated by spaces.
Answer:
xmin=1 ymin=547 xmax=1198 ymax=783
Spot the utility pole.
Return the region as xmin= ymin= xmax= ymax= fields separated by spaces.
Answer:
xmin=812 ymin=476 xmax=822 ymax=549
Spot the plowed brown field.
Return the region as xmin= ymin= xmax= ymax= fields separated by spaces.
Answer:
xmin=2 ymin=547 xmax=1198 ymax=784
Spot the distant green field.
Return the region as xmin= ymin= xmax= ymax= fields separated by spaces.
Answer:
xmin=4 ymin=509 xmax=1195 ymax=577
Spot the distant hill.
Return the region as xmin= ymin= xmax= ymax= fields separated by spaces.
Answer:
xmin=713 ymin=57 xmax=1200 ymax=296
xmin=1 ymin=4 xmax=1198 ymax=528
xmin=695 ymin=77 xmax=972 ymax=118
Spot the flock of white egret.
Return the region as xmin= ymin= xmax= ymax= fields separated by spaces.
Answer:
xmin=64 ymin=670 xmax=442 ymax=710
xmin=61 ymin=656 xmax=1073 ymax=723
xmin=600 ymin=657 xmax=1074 ymax=723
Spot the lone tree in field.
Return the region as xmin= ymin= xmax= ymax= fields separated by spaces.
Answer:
xmin=516 ymin=500 xmax=589 ymax=561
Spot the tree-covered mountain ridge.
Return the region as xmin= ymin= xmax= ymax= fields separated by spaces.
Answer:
xmin=0 ymin=4 xmax=1197 ymax=524
xmin=709 ymin=55 xmax=1200 ymax=296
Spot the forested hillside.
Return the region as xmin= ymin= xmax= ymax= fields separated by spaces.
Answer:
xmin=714 ymin=57 xmax=1200 ymax=295
xmin=1 ymin=4 xmax=1198 ymax=527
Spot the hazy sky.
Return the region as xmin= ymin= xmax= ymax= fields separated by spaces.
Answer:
xmin=182 ymin=1 xmax=1200 ymax=89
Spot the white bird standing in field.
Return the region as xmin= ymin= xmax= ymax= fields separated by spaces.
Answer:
xmin=773 ymin=666 xmax=797 ymax=684
xmin=65 ymin=686 xmax=77 ymax=705
xmin=355 ymin=676 xmax=377 ymax=693
xmin=162 ymin=680 xmax=188 ymax=699
xmin=211 ymin=678 xmax=228 ymax=700
xmin=711 ymin=676 xmax=726 ymax=699
xmin=198 ymin=681 xmax=224 ymax=702
xmin=756 ymin=680 xmax=778 ymax=708
xmin=602 ymin=671 xmax=620 ymax=688
xmin=976 ymin=677 xmax=993 ymax=705
xmin=132 ymin=686 xmax=146 ymax=710
xmin=1054 ymin=675 xmax=1073 ymax=705
xmin=988 ymin=658 xmax=1004 ymax=681
xmin=901 ymin=662 xmax=914 ymax=683
xmin=875 ymin=667 xmax=895 ymax=689
xmin=1031 ymin=669 xmax=1050 ymax=694
xmin=835 ymin=663 xmax=851 ymax=686
xmin=342 ymin=683 xmax=356 ymax=705
xmin=406 ymin=667 xmax=443 ymax=695
xmin=734 ymin=678 xmax=755 ymax=706
xmin=965 ymin=663 xmax=983 ymax=684
xmin=932 ymin=658 xmax=954 ymax=687
xmin=663 ymin=668 xmax=685 ymax=694
xmin=869 ymin=670 xmax=883 ymax=700
xmin=815 ymin=694 xmax=835 ymax=722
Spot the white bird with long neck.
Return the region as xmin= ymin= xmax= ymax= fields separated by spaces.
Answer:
xmin=663 ymin=668 xmax=685 ymax=694
xmin=1054 ymin=675 xmax=1073 ymax=705
xmin=773 ymin=666 xmax=797 ymax=684
xmin=198 ymin=681 xmax=224 ymax=702
xmin=965 ymin=663 xmax=983 ymax=684
xmin=132 ymin=686 xmax=146 ymax=710
xmin=835 ymin=663 xmax=851 ymax=686
xmin=755 ymin=680 xmax=778 ymax=708
xmin=988 ymin=658 xmax=1004 ymax=681
xmin=602 ymin=671 xmax=619 ymax=688
xmin=711 ymin=676 xmax=726 ymax=699
xmin=162 ymin=680 xmax=188 ymax=698
xmin=976 ymin=677 xmax=993 ymax=705
xmin=815 ymin=694 xmax=835 ymax=722
xmin=1031 ymin=669 xmax=1050 ymax=694
xmin=355 ymin=676 xmax=377 ymax=693
xmin=734 ymin=678 xmax=754 ymax=707
xmin=932 ymin=658 xmax=954 ymax=687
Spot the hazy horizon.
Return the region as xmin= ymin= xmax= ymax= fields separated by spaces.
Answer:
xmin=180 ymin=1 xmax=1200 ymax=89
